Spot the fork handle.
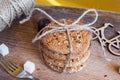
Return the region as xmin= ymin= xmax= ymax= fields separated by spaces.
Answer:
xmin=17 ymin=70 xmax=39 ymax=80
xmin=31 ymin=77 xmax=39 ymax=80
xmin=26 ymin=76 xmax=39 ymax=80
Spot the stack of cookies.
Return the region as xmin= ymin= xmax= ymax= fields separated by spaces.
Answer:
xmin=39 ymin=19 xmax=92 ymax=73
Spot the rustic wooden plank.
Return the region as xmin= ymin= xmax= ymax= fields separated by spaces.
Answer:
xmin=0 ymin=5 xmax=120 ymax=80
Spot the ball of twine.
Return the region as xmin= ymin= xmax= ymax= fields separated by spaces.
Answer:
xmin=0 ymin=0 xmax=34 ymax=32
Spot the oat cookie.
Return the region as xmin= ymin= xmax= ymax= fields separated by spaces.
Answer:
xmin=44 ymin=56 xmax=89 ymax=73
xmin=43 ymin=49 xmax=90 ymax=67
xmin=40 ymin=42 xmax=91 ymax=60
xmin=40 ymin=19 xmax=92 ymax=55
xmin=39 ymin=19 xmax=92 ymax=73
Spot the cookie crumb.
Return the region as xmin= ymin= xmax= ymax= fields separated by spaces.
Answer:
xmin=104 ymin=75 xmax=107 ymax=77
xmin=81 ymin=65 xmax=83 ymax=67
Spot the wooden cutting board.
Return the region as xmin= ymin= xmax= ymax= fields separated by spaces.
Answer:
xmin=0 ymin=5 xmax=120 ymax=80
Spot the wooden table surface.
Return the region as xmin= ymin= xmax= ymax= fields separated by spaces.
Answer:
xmin=0 ymin=6 xmax=120 ymax=80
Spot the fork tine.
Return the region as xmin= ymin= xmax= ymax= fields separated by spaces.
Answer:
xmin=0 ymin=54 xmax=18 ymax=69
xmin=0 ymin=60 xmax=13 ymax=74
xmin=0 ymin=58 xmax=14 ymax=72
xmin=0 ymin=57 xmax=23 ymax=76
xmin=8 ymin=60 xmax=19 ymax=68
xmin=0 ymin=54 xmax=24 ymax=76
xmin=0 ymin=54 xmax=20 ymax=72
xmin=3 ymin=58 xmax=18 ymax=69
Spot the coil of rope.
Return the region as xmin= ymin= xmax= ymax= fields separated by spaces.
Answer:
xmin=0 ymin=0 xmax=34 ymax=32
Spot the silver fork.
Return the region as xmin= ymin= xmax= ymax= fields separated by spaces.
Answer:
xmin=0 ymin=54 xmax=39 ymax=80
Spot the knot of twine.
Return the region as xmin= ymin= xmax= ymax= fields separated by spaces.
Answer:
xmin=0 ymin=0 xmax=34 ymax=32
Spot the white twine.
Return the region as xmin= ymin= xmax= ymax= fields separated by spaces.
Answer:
xmin=21 ymin=7 xmax=114 ymax=70
xmin=22 ymin=8 xmax=97 ymax=42
xmin=0 ymin=0 xmax=34 ymax=32
xmin=26 ymin=8 xmax=112 ymax=63
xmin=22 ymin=8 xmax=106 ymax=71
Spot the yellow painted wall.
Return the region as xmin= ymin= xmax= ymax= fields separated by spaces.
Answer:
xmin=35 ymin=0 xmax=120 ymax=12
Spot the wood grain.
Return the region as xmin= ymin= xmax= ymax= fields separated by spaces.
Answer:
xmin=0 ymin=6 xmax=120 ymax=80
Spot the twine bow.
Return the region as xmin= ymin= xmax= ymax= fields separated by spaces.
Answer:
xmin=20 ymin=7 xmax=114 ymax=71
xmin=26 ymin=8 xmax=98 ymax=72
xmin=31 ymin=8 xmax=98 ymax=43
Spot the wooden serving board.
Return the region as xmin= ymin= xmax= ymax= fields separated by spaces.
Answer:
xmin=0 ymin=6 xmax=120 ymax=80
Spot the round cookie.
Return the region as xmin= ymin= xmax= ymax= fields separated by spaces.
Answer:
xmin=43 ymin=55 xmax=89 ymax=73
xmin=39 ymin=42 xmax=91 ymax=60
xmin=39 ymin=43 xmax=69 ymax=60
xmin=42 ymin=49 xmax=90 ymax=67
xmin=39 ymin=19 xmax=92 ymax=73
xmin=40 ymin=19 xmax=92 ymax=55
